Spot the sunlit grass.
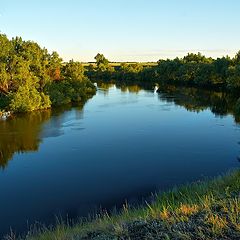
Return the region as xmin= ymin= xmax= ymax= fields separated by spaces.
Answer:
xmin=7 ymin=169 xmax=240 ymax=240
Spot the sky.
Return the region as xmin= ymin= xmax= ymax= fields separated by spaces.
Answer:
xmin=1 ymin=0 xmax=240 ymax=62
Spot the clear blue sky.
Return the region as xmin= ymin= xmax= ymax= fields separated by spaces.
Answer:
xmin=1 ymin=0 xmax=240 ymax=62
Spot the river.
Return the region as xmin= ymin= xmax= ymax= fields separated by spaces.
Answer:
xmin=0 ymin=83 xmax=239 ymax=237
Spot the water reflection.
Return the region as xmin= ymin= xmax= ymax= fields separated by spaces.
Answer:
xmin=120 ymin=85 xmax=141 ymax=93
xmin=97 ymin=83 xmax=115 ymax=96
xmin=98 ymin=82 xmax=142 ymax=94
xmin=0 ymin=104 xmax=85 ymax=169
xmin=0 ymin=111 xmax=51 ymax=168
xmin=156 ymin=85 xmax=240 ymax=122
xmin=0 ymin=83 xmax=239 ymax=169
xmin=99 ymin=82 xmax=240 ymax=122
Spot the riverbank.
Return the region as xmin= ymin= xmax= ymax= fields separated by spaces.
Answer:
xmin=11 ymin=170 xmax=239 ymax=240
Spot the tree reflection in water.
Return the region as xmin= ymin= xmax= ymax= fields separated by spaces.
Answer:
xmin=0 ymin=83 xmax=239 ymax=168
xmin=0 ymin=110 xmax=51 ymax=168
xmin=156 ymin=84 xmax=240 ymax=123
xmin=0 ymin=103 xmax=85 ymax=168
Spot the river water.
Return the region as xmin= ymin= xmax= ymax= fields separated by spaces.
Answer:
xmin=0 ymin=83 xmax=239 ymax=236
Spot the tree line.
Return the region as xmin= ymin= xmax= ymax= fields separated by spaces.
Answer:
xmin=0 ymin=34 xmax=96 ymax=113
xmin=86 ymin=52 xmax=240 ymax=93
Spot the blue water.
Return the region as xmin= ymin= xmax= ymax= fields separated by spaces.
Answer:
xmin=0 ymin=84 xmax=239 ymax=236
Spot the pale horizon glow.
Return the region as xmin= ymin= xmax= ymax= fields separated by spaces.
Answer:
xmin=1 ymin=0 xmax=240 ymax=62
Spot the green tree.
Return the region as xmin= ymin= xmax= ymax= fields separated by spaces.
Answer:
xmin=94 ymin=53 xmax=109 ymax=71
xmin=232 ymin=51 xmax=240 ymax=65
xmin=63 ymin=60 xmax=85 ymax=81
xmin=0 ymin=33 xmax=96 ymax=112
xmin=227 ymin=65 xmax=240 ymax=89
xmin=47 ymin=51 xmax=62 ymax=82
xmin=10 ymin=86 xmax=51 ymax=112
xmin=183 ymin=52 xmax=212 ymax=64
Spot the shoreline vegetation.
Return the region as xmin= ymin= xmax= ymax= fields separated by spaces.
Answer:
xmin=7 ymin=170 xmax=240 ymax=240
xmin=86 ymin=52 xmax=240 ymax=93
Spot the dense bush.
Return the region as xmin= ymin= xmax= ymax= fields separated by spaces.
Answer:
xmin=45 ymin=79 xmax=96 ymax=106
xmin=0 ymin=94 xmax=10 ymax=110
xmin=9 ymin=86 xmax=51 ymax=112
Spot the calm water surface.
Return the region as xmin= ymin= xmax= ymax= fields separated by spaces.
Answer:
xmin=0 ymin=84 xmax=239 ymax=236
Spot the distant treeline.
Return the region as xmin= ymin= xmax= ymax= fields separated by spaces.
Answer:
xmin=86 ymin=53 xmax=240 ymax=92
xmin=0 ymin=34 xmax=96 ymax=112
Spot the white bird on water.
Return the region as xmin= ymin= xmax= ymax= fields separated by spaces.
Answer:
xmin=154 ymin=85 xmax=159 ymax=93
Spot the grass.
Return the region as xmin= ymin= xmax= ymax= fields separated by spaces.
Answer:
xmin=6 ymin=170 xmax=240 ymax=240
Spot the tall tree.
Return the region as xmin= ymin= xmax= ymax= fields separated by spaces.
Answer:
xmin=94 ymin=53 xmax=109 ymax=71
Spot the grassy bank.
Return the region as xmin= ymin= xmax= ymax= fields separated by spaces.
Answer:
xmin=10 ymin=170 xmax=240 ymax=240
